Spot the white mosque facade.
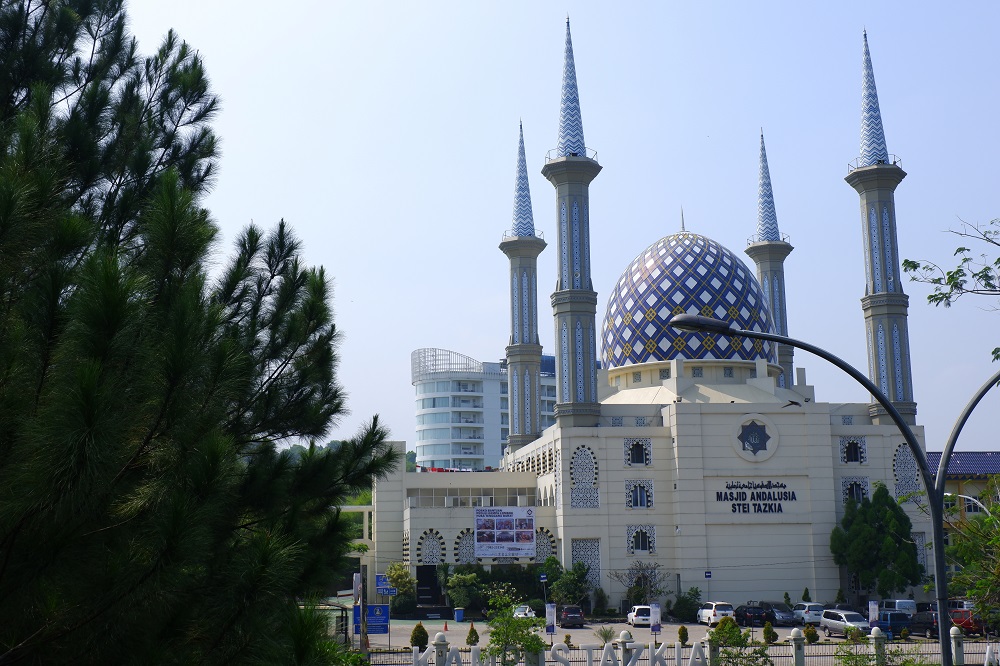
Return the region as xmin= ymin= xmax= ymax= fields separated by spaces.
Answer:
xmin=368 ymin=24 xmax=934 ymax=609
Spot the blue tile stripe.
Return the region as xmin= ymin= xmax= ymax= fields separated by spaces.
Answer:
xmin=859 ymin=31 xmax=889 ymax=167
xmin=556 ymin=19 xmax=586 ymax=158
xmin=512 ymin=122 xmax=535 ymax=236
xmin=756 ymin=133 xmax=780 ymax=241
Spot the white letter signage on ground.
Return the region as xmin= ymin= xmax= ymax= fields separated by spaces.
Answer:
xmin=474 ymin=507 xmax=535 ymax=558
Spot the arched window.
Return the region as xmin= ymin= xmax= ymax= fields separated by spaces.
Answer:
xmin=631 ymin=484 xmax=649 ymax=508
xmin=847 ymin=482 xmax=865 ymax=503
xmin=845 ymin=440 xmax=861 ymax=463
xmin=632 ymin=530 xmax=650 ymax=552
xmin=629 ymin=441 xmax=645 ymax=464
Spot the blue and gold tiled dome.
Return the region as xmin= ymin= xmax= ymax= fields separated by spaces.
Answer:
xmin=602 ymin=231 xmax=777 ymax=368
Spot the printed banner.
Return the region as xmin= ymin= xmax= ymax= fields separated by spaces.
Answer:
xmin=546 ymin=603 xmax=556 ymax=634
xmin=650 ymin=603 xmax=661 ymax=633
xmin=474 ymin=507 xmax=536 ymax=558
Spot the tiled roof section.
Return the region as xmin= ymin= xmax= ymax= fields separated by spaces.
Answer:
xmin=756 ymin=132 xmax=780 ymax=241
xmin=556 ymin=18 xmax=586 ymax=158
xmin=859 ymin=30 xmax=890 ymax=167
xmin=511 ymin=122 xmax=535 ymax=236
xmin=927 ymin=451 xmax=1000 ymax=478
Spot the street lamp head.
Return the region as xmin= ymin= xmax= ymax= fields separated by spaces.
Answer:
xmin=669 ymin=313 xmax=739 ymax=335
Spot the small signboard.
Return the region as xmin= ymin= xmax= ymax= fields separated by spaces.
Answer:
xmin=354 ymin=604 xmax=390 ymax=634
xmin=540 ymin=573 xmax=547 ymax=583
xmin=650 ymin=603 xmax=662 ymax=633
xmin=375 ymin=574 xmax=389 ymax=589
xmin=705 ymin=571 xmax=712 ymax=579
xmin=376 ymin=587 xmax=398 ymax=596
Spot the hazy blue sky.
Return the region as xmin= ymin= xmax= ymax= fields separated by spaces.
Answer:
xmin=128 ymin=2 xmax=1000 ymax=454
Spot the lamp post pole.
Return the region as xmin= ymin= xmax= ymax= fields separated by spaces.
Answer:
xmin=668 ymin=314 xmax=1000 ymax=666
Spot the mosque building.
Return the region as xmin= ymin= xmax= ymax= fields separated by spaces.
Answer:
xmin=368 ymin=22 xmax=942 ymax=611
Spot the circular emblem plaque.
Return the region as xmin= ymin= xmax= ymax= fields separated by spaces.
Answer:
xmin=732 ymin=413 xmax=779 ymax=462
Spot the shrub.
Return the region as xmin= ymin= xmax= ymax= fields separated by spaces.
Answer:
xmin=899 ymin=627 xmax=910 ymax=641
xmin=526 ymin=598 xmax=546 ymax=616
xmin=784 ymin=592 xmax=792 ymax=607
xmin=564 ymin=634 xmax=573 ymax=648
xmin=678 ymin=625 xmax=689 ymax=646
xmin=594 ymin=626 xmax=616 ymax=644
xmin=763 ymin=621 xmax=778 ymax=644
xmin=802 ymin=588 xmax=811 ymax=602
xmin=803 ymin=624 xmax=819 ymax=644
xmin=709 ymin=616 xmax=742 ymax=646
xmin=671 ymin=587 xmax=702 ymax=623
xmin=593 ymin=588 xmax=608 ymax=616
xmin=467 ymin=622 xmax=480 ymax=646
xmin=410 ymin=622 xmax=429 ymax=650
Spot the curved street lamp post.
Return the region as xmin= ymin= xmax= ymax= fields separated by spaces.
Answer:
xmin=669 ymin=313 xmax=1000 ymax=666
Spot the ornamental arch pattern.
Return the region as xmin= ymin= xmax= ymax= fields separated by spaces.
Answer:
xmin=570 ymin=445 xmax=599 ymax=508
xmin=416 ymin=529 xmax=445 ymax=565
xmin=455 ymin=528 xmax=476 ymax=564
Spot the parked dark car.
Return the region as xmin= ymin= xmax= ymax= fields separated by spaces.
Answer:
xmin=910 ymin=611 xmax=940 ymax=639
xmin=558 ymin=605 xmax=585 ymax=628
xmin=874 ymin=611 xmax=911 ymax=637
xmin=760 ymin=601 xmax=797 ymax=626
xmin=734 ymin=604 xmax=767 ymax=627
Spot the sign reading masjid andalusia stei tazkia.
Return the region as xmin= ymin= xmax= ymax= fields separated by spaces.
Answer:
xmin=716 ymin=480 xmax=798 ymax=514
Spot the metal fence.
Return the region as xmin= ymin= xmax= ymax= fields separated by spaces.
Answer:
xmin=369 ymin=640 xmax=997 ymax=666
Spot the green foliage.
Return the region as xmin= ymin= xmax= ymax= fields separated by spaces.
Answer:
xmin=763 ymin=621 xmax=778 ymax=644
xmin=549 ymin=561 xmax=592 ymax=606
xmin=833 ymin=631 xmax=870 ymax=666
xmin=387 ymin=559 xmax=418 ymax=614
xmin=592 ymin=587 xmax=608 ymax=615
xmin=783 ymin=592 xmax=792 ymax=607
xmin=671 ymin=587 xmax=702 ymax=623
xmin=525 ymin=598 xmax=545 ymax=616
xmin=406 ymin=450 xmax=417 ymax=472
xmin=563 ymin=634 xmax=573 ymax=648
xmin=835 ymin=588 xmax=847 ymax=603
xmin=945 ymin=476 xmax=1000 ymax=622
xmin=594 ymin=626 xmax=616 ymax=644
xmin=0 ymin=3 xmax=400 ymax=662
xmin=803 ymin=624 xmax=819 ymax=644
xmin=609 ymin=561 xmax=669 ymax=605
xmin=899 ymin=627 xmax=910 ymax=641
xmin=466 ymin=622 xmax=480 ymax=646
xmin=484 ymin=584 xmax=546 ymax=666
xmin=410 ymin=622 xmax=429 ymax=650
xmin=802 ymin=587 xmax=812 ymax=602
xmin=830 ymin=483 xmax=922 ymax=597
xmin=446 ymin=572 xmax=479 ymax=609
xmin=678 ymin=625 xmax=689 ymax=646
xmin=709 ymin=616 xmax=774 ymax=666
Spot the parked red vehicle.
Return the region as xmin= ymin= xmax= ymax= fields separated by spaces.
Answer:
xmin=950 ymin=609 xmax=984 ymax=636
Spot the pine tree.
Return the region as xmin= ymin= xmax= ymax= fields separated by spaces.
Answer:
xmin=0 ymin=2 xmax=398 ymax=662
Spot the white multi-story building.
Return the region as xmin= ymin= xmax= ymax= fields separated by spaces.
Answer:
xmin=411 ymin=348 xmax=556 ymax=470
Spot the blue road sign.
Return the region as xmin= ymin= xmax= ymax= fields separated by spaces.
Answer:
xmin=354 ymin=604 xmax=390 ymax=634
xmin=376 ymin=587 xmax=398 ymax=596
xmin=540 ymin=573 xmax=547 ymax=582
xmin=705 ymin=571 xmax=712 ymax=579
xmin=375 ymin=574 xmax=389 ymax=588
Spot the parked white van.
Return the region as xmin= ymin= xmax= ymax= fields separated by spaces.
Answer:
xmin=878 ymin=599 xmax=917 ymax=616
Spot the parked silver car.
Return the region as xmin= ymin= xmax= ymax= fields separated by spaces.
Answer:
xmin=793 ymin=602 xmax=825 ymax=626
xmin=820 ymin=609 xmax=870 ymax=638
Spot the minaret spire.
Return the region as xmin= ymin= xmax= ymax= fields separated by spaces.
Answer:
xmin=756 ymin=132 xmax=781 ymax=242
xmin=845 ymin=30 xmax=917 ymax=425
xmin=859 ymin=30 xmax=890 ymax=167
xmin=512 ymin=122 xmax=535 ymax=236
xmin=501 ymin=124 xmax=546 ymax=454
xmin=556 ymin=18 xmax=586 ymax=158
xmin=746 ymin=131 xmax=794 ymax=387
xmin=542 ymin=19 xmax=602 ymax=427
xmin=680 ymin=208 xmax=686 ymax=231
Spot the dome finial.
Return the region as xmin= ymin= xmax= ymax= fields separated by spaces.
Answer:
xmin=680 ymin=207 xmax=686 ymax=232
xmin=556 ymin=18 xmax=586 ymax=157
xmin=756 ymin=131 xmax=780 ymax=241
xmin=511 ymin=122 xmax=535 ymax=236
xmin=859 ymin=30 xmax=890 ymax=167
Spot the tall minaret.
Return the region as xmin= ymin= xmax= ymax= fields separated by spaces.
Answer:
xmin=844 ymin=31 xmax=917 ymax=425
xmin=500 ymin=123 xmax=546 ymax=453
xmin=541 ymin=18 xmax=602 ymax=427
xmin=745 ymin=132 xmax=794 ymax=388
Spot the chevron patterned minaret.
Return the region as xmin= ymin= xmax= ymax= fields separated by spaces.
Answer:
xmin=844 ymin=30 xmax=917 ymax=425
xmin=745 ymin=132 xmax=794 ymax=388
xmin=501 ymin=123 xmax=546 ymax=453
xmin=542 ymin=18 xmax=602 ymax=426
